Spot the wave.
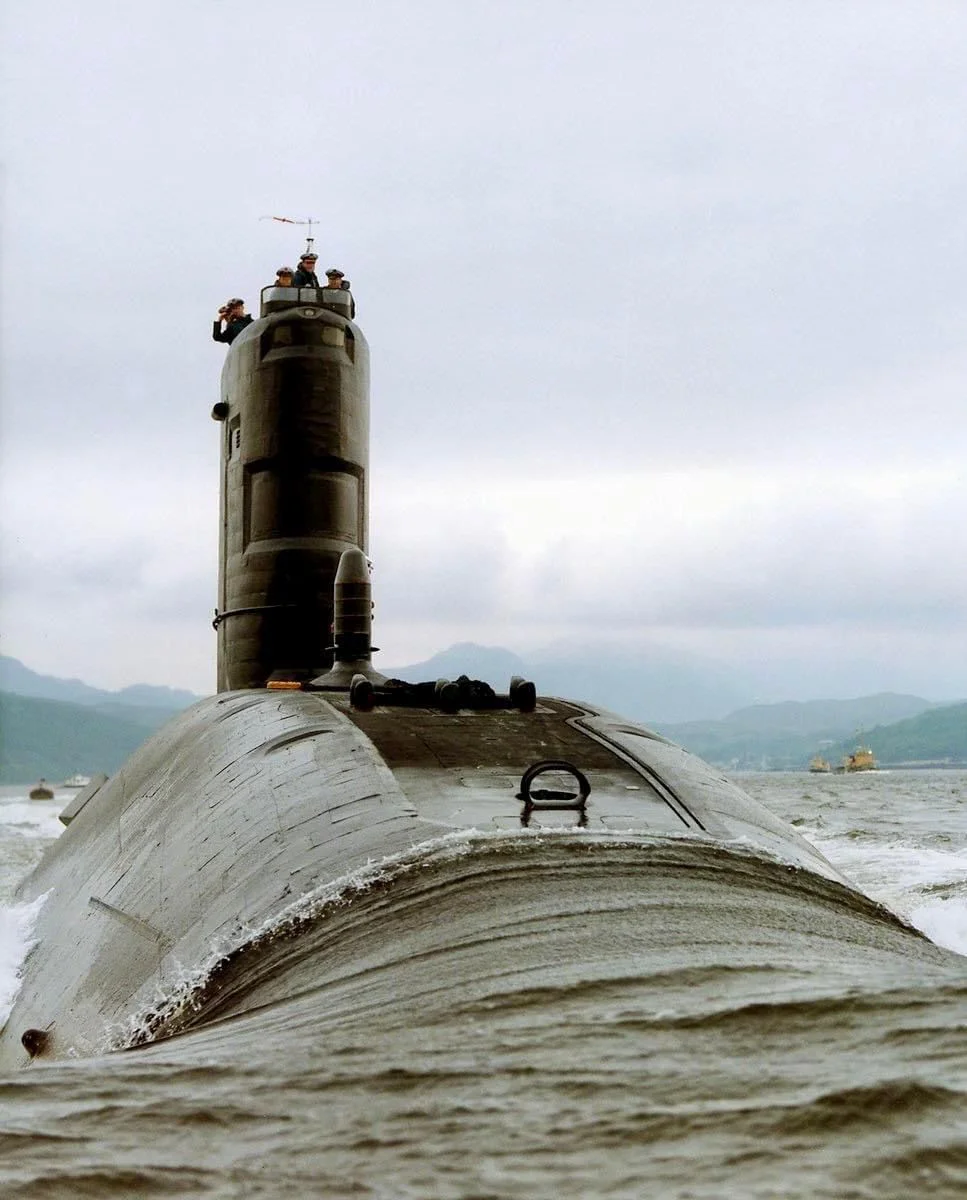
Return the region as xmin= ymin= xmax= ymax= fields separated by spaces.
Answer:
xmin=770 ymin=1079 xmax=964 ymax=1135
xmin=0 ymin=893 xmax=49 ymax=1029
xmin=802 ymin=830 xmax=967 ymax=956
xmin=0 ymin=799 xmax=65 ymax=842
xmin=112 ymin=831 xmax=960 ymax=1054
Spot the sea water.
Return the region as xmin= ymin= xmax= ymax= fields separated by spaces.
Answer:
xmin=0 ymin=773 xmax=964 ymax=1199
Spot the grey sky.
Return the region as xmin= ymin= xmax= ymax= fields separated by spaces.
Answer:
xmin=1 ymin=1 xmax=965 ymax=703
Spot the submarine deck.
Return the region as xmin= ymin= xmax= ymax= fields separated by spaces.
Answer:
xmin=340 ymin=695 xmax=697 ymax=836
xmin=0 ymin=689 xmax=846 ymax=1065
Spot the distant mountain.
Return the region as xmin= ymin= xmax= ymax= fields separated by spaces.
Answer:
xmin=650 ymin=717 xmax=817 ymax=771
xmin=383 ymin=641 xmax=751 ymax=723
xmin=828 ymin=702 xmax=967 ymax=767
xmin=702 ymin=694 xmax=938 ymax=736
xmin=0 ymin=642 xmax=759 ymax=729
xmin=0 ymin=656 xmax=204 ymax=783
xmin=383 ymin=643 xmax=529 ymax=685
xmin=83 ymin=702 xmax=196 ymax=731
xmin=656 ymin=694 xmax=963 ymax=770
xmin=1 ymin=649 xmax=961 ymax=781
xmin=0 ymin=655 xmax=202 ymax=710
xmin=383 ymin=647 xmax=964 ymax=769
xmin=0 ymin=693 xmax=154 ymax=784
xmin=113 ymin=683 xmax=202 ymax=709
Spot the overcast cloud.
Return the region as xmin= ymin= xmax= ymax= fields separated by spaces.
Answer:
xmin=1 ymin=1 xmax=965 ymax=704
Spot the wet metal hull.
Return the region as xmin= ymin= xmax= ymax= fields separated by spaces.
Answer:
xmin=0 ymin=690 xmax=853 ymax=1067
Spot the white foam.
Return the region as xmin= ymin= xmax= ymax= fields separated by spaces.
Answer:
xmin=0 ymin=892 xmax=50 ymax=1028
xmin=907 ymin=896 xmax=967 ymax=957
xmin=807 ymin=830 xmax=967 ymax=957
xmin=0 ymin=798 xmax=67 ymax=841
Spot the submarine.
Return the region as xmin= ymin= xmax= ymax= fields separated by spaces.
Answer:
xmin=0 ymin=265 xmax=955 ymax=1071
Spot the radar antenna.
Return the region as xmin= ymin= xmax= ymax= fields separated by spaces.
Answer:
xmin=260 ymin=215 xmax=319 ymax=258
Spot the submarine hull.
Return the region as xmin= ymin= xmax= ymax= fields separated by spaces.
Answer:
xmin=1 ymin=688 xmax=953 ymax=1068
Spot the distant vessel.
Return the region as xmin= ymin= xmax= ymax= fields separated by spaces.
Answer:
xmin=808 ymin=755 xmax=831 ymax=773
xmin=28 ymin=780 xmax=54 ymax=801
xmin=62 ymin=774 xmax=92 ymax=789
xmin=840 ymin=747 xmax=877 ymax=773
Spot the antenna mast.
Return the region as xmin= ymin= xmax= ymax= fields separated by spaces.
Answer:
xmin=260 ymin=215 xmax=319 ymax=257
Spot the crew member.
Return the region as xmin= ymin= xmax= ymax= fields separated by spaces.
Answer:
xmin=275 ymin=266 xmax=294 ymax=287
xmin=325 ymin=268 xmax=355 ymax=317
xmin=212 ymin=298 xmax=253 ymax=345
xmin=292 ymin=253 xmax=320 ymax=287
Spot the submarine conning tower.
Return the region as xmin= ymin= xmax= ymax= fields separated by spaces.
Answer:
xmin=211 ymin=282 xmax=369 ymax=691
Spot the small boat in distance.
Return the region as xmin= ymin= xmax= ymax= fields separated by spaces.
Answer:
xmin=808 ymin=755 xmax=831 ymax=773
xmin=28 ymin=779 xmax=55 ymax=801
xmin=836 ymin=746 xmax=877 ymax=773
xmin=62 ymin=774 xmax=92 ymax=789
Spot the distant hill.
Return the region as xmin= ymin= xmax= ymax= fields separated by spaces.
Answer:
xmin=699 ymin=694 xmax=938 ymax=736
xmin=0 ymin=693 xmax=155 ymax=783
xmin=383 ymin=641 xmax=752 ymax=724
xmin=649 ymin=716 xmax=820 ymax=771
xmin=656 ymin=695 xmax=964 ymax=770
xmin=0 ymin=657 xmax=204 ymax=783
xmin=382 ymin=646 xmax=965 ymax=770
xmin=384 ymin=643 xmax=529 ymax=685
xmin=828 ymin=702 xmax=967 ymax=767
xmin=0 ymin=655 xmax=202 ymax=710
xmin=0 ymin=649 xmax=962 ymax=780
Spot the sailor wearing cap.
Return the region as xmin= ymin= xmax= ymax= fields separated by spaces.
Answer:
xmin=324 ymin=268 xmax=355 ymax=317
xmin=292 ymin=253 xmax=320 ymax=288
xmin=212 ymin=298 xmax=253 ymax=346
xmin=275 ymin=266 xmax=295 ymax=286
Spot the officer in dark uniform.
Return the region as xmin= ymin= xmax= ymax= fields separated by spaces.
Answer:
xmin=212 ymin=299 xmax=254 ymax=345
xmin=292 ymin=253 xmax=320 ymax=287
xmin=325 ymin=268 xmax=355 ymax=318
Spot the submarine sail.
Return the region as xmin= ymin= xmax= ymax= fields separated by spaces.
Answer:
xmin=212 ymin=281 xmax=369 ymax=690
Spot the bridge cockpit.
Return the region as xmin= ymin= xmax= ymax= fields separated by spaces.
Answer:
xmin=260 ymin=286 xmax=355 ymax=321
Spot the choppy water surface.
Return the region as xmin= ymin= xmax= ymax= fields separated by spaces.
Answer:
xmin=0 ymin=771 xmax=965 ymax=1199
